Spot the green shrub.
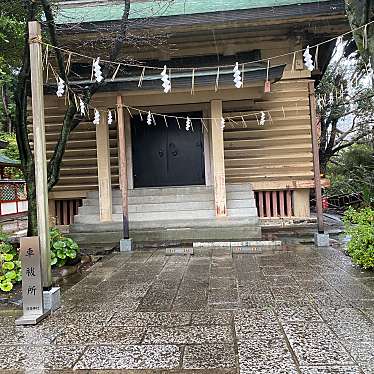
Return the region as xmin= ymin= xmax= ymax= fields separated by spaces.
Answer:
xmin=0 ymin=230 xmax=21 ymax=292
xmin=49 ymin=228 xmax=80 ymax=267
xmin=343 ymin=207 xmax=374 ymax=269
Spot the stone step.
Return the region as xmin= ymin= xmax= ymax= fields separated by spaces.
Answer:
xmin=83 ymin=191 xmax=254 ymax=207
xmin=79 ymin=198 xmax=256 ymax=215
xmin=86 ymin=183 xmax=253 ymax=199
xmin=74 ymin=207 xmax=258 ymax=224
xmin=70 ymin=216 xmax=259 ymax=232
xmin=69 ymin=226 xmax=261 ymax=246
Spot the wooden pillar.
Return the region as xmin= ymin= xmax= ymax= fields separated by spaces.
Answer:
xmin=293 ymin=189 xmax=311 ymax=218
xmin=28 ymin=21 xmax=51 ymax=288
xmin=96 ymin=112 xmax=112 ymax=222
xmin=210 ymin=100 xmax=227 ymax=217
xmin=309 ymin=82 xmax=324 ymax=232
xmin=116 ymin=96 xmax=130 ymax=239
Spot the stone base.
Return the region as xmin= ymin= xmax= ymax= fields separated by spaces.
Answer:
xmin=15 ymin=310 xmax=50 ymax=326
xmin=314 ymin=233 xmax=330 ymax=247
xmin=120 ymin=238 xmax=133 ymax=252
xmin=43 ymin=287 xmax=61 ymax=312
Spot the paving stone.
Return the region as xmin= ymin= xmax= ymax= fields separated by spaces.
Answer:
xmin=238 ymin=339 xmax=298 ymax=374
xmin=264 ymin=275 xmax=296 ymax=286
xmin=261 ymin=265 xmax=290 ymax=276
xmin=300 ymin=366 xmax=362 ymax=373
xmin=191 ymin=311 xmax=232 ymax=325
xmin=239 ymin=293 xmax=276 ymax=308
xmin=182 ymin=344 xmax=236 ymax=369
xmin=75 ymin=345 xmax=180 ymax=369
xmin=271 ymin=286 xmax=306 ymax=300
xmin=109 ymin=311 xmax=191 ymax=327
xmin=362 ymin=308 xmax=374 ymax=323
xmin=283 ymin=322 xmax=354 ymax=366
xmin=208 ymin=288 xmax=238 ymax=304
xmin=209 ymin=277 xmax=236 ymax=289
xmin=0 ymin=327 xmax=56 ymax=345
xmin=234 ymin=308 xmax=277 ymax=326
xmin=142 ymin=325 xmax=233 ymax=344
xmin=236 ymin=322 xmax=284 ymax=341
xmin=0 ymin=345 xmax=86 ymax=369
xmin=238 ymin=280 xmax=271 ymax=294
xmin=275 ymin=303 xmax=323 ymax=323
xmin=318 ymin=307 xmax=373 ymax=325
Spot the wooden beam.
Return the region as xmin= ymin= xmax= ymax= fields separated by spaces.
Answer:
xmin=96 ymin=112 xmax=112 ymax=222
xmin=309 ymin=82 xmax=324 ymax=232
xmin=210 ymin=99 xmax=227 ymax=217
xmin=117 ymin=96 xmax=130 ymax=238
xmin=28 ymin=21 xmax=51 ymax=288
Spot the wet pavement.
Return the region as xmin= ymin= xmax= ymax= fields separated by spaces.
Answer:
xmin=0 ymin=245 xmax=374 ymax=373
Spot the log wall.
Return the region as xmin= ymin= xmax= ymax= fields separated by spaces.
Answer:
xmin=223 ymin=78 xmax=313 ymax=184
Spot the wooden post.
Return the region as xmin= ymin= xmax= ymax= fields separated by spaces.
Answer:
xmin=309 ymin=82 xmax=324 ymax=232
xmin=96 ymin=112 xmax=112 ymax=222
xmin=210 ymin=100 xmax=227 ymax=217
xmin=28 ymin=21 xmax=51 ymax=288
xmin=116 ymin=96 xmax=129 ymax=239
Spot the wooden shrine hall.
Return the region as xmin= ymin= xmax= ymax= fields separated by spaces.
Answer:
xmin=41 ymin=0 xmax=347 ymax=246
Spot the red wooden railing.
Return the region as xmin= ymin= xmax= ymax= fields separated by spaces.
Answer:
xmin=0 ymin=180 xmax=28 ymax=217
xmin=255 ymin=190 xmax=294 ymax=218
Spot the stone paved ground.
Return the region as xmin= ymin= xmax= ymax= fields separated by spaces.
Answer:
xmin=1 ymin=245 xmax=374 ymax=373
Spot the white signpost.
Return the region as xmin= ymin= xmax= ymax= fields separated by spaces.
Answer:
xmin=16 ymin=237 xmax=50 ymax=325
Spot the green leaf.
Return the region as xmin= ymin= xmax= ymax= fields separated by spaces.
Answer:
xmin=53 ymin=241 xmax=66 ymax=250
xmin=3 ymin=253 xmax=13 ymax=261
xmin=56 ymin=249 xmax=66 ymax=259
xmin=66 ymin=249 xmax=77 ymax=259
xmin=51 ymin=257 xmax=58 ymax=266
xmin=5 ymin=270 xmax=16 ymax=280
xmin=2 ymin=261 xmax=14 ymax=270
xmin=70 ymin=242 xmax=79 ymax=250
xmin=0 ymin=281 xmax=13 ymax=292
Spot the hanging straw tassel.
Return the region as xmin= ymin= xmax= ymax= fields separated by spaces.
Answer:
xmin=215 ymin=67 xmax=220 ymax=92
xmin=138 ymin=67 xmax=146 ymax=87
xmin=291 ymin=52 xmax=296 ymax=71
xmin=90 ymin=58 xmax=95 ymax=82
xmin=264 ymin=59 xmax=271 ymax=93
xmin=176 ymin=117 xmax=181 ymax=129
xmin=241 ymin=63 xmax=245 ymax=87
xmin=163 ymin=115 xmax=168 ymax=128
xmin=111 ymin=64 xmax=121 ymax=81
xmin=191 ymin=68 xmax=195 ymax=95
xmin=364 ymin=24 xmax=368 ymax=50
xmin=169 ymin=68 xmax=172 ymax=92
xmin=201 ymin=119 xmax=208 ymax=132
xmin=138 ymin=110 xmax=143 ymax=122
xmin=314 ymin=45 xmax=319 ymax=71
xmin=241 ymin=116 xmax=247 ymax=128
xmin=43 ymin=44 xmax=49 ymax=71
xmin=65 ymin=52 xmax=72 ymax=75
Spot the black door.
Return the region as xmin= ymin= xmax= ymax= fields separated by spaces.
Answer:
xmin=131 ymin=112 xmax=205 ymax=188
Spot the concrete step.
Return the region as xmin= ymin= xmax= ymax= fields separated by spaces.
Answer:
xmin=86 ymin=185 xmax=213 ymax=199
xmin=86 ymin=183 xmax=253 ymax=199
xmin=70 ymin=216 xmax=260 ymax=233
xmin=82 ymin=190 xmax=254 ymax=207
xmin=80 ymin=198 xmax=256 ymax=215
xmin=69 ymin=226 xmax=261 ymax=245
xmin=74 ymin=207 xmax=258 ymax=224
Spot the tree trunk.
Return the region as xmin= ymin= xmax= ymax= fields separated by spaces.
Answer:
xmin=345 ymin=0 xmax=374 ymax=63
